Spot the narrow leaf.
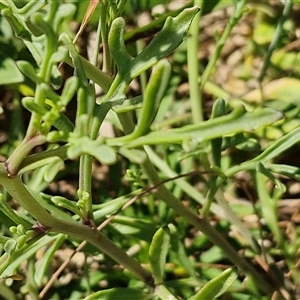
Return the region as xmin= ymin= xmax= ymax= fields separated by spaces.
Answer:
xmin=105 ymin=7 xmax=200 ymax=100
xmin=51 ymin=196 xmax=82 ymax=217
xmin=44 ymin=157 xmax=64 ymax=182
xmin=193 ymin=268 xmax=237 ymax=300
xmin=133 ymin=59 xmax=171 ymax=137
xmin=252 ymin=126 xmax=300 ymax=162
xmin=84 ymin=287 xmax=146 ymax=300
xmin=34 ymin=234 xmax=65 ymax=285
xmin=267 ymin=164 xmax=300 ymax=180
xmin=118 ymin=107 xmax=283 ymax=148
xmin=17 ymin=60 xmax=41 ymax=83
xmin=257 ymin=163 xmax=285 ymax=193
xmin=149 ymin=226 xmax=171 ymax=284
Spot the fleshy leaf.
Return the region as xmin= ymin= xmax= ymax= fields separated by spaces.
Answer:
xmin=51 ymin=196 xmax=83 ymax=217
xmin=44 ymin=157 xmax=64 ymax=182
xmin=252 ymin=126 xmax=300 ymax=163
xmin=192 ymin=268 xmax=238 ymax=300
xmin=115 ymin=107 xmax=283 ymax=148
xmin=68 ymin=137 xmax=117 ymax=164
xmin=104 ymin=7 xmax=200 ymax=101
xmin=149 ymin=226 xmax=171 ymax=284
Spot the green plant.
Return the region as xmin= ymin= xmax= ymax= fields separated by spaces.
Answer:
xmin=0 ymin=1 xmax=300 ymax=299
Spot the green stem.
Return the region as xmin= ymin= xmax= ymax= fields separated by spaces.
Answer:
xmin=5 ymin=135 xmax=47 ymax=176
xmin=34 ymin=14 xmax=56 ymax=82
xmin=139 ymin=156 xmax=274 ymax=295
xmin=187 ymin=0 xmax=203 ymax=123
xmin=112 ymin=74 xmax=274 ymax=295
xmin=200 ymin=0 xmax=247 ymax=90
xmin=100 ymin=0 xmax=112 ymax=74
xmin=79 ymin=154 xmax=94 ymax=224
xmin=254 ymin=172 xmax=283 ymax=247
xmin=0 ymin=163 xmax=153 ymax=284
xmin=18 ymin=146 xmax=68 ymax=172
xmin=91 ymin=102 xmax=112 ymax=139
xmin=258 ymin=0 xmax=293 ymax=83
xmin=63 ymin=54 xmax=113 ymax=93
xmin=155 ymin=284 xmax=178 ymax=300
xmin=25 ymin=85 xmax=45 ymax=138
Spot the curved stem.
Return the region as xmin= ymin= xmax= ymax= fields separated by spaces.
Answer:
xmin=139 ymin=155 xmax=274 ymax=295
xmin=114 ymin=101 xmax=275 ymax=293
xmin=5 ymin=135 xmax=47 ymax=176
xmin=0 ymin=163 xmax=153 ymax=284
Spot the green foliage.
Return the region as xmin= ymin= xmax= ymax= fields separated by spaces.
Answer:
xmin=191 ymin=268 xmax=238 ymax=300
xmin=0 ymin=0 xmax=300 ymax=299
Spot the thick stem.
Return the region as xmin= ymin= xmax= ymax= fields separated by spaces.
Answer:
xmin=187 ymin=0 xmax=203 ymax=123
xmin=5 ymin=135 xmax=47 ymax=176
xmin=0 ymin=163 xmax=153 ymax=284
xmin=79 ymin=154 xmax=94 ymax=224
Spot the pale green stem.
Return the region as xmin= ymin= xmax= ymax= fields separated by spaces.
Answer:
xmin=254 ymin=172 xmax=283 ymax=247
xmin=155 ymin=284 xmax=178 ymax=300
xmin=5 ymin=135 xmax=47 ymax=176
xmin=100 ymin=1 xmax=112 ymax=73
xmin=79 ymin=154 xmax=94 ymax=223
xmin=18 ymin=145 xmax=68 ymax=172
xmin=91 ymin=5 xmax=102 ymax=67
xmin=25 ymin=85 xmax=45 ymax=139
xmin=203 ymin=80 xmax=231 ymax=100
xmin=258 ymin=0 xmax=293 ymax=83
xmin=0 ymin=163 xmax=153 ymax=284
xmin=63 ymin=54 xmax=112 ymax=93
xmin=115 ymin=107 xmax=275 ymax=294
xmin=139 ymin=156 xmax=274 ymax=295
xmin=187 ymin=0 xmax=203 ymax=123
xmin=200 ymin=0 xmax=247 ymax=90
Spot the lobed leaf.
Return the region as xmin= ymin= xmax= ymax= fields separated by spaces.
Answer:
xmin=104 ymin=7 xmax=200 ymax=101
xmin=68 ymin=137 xmax=117 ymax=165
xmin=118 ymin=107 xmax=283 ymax=148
